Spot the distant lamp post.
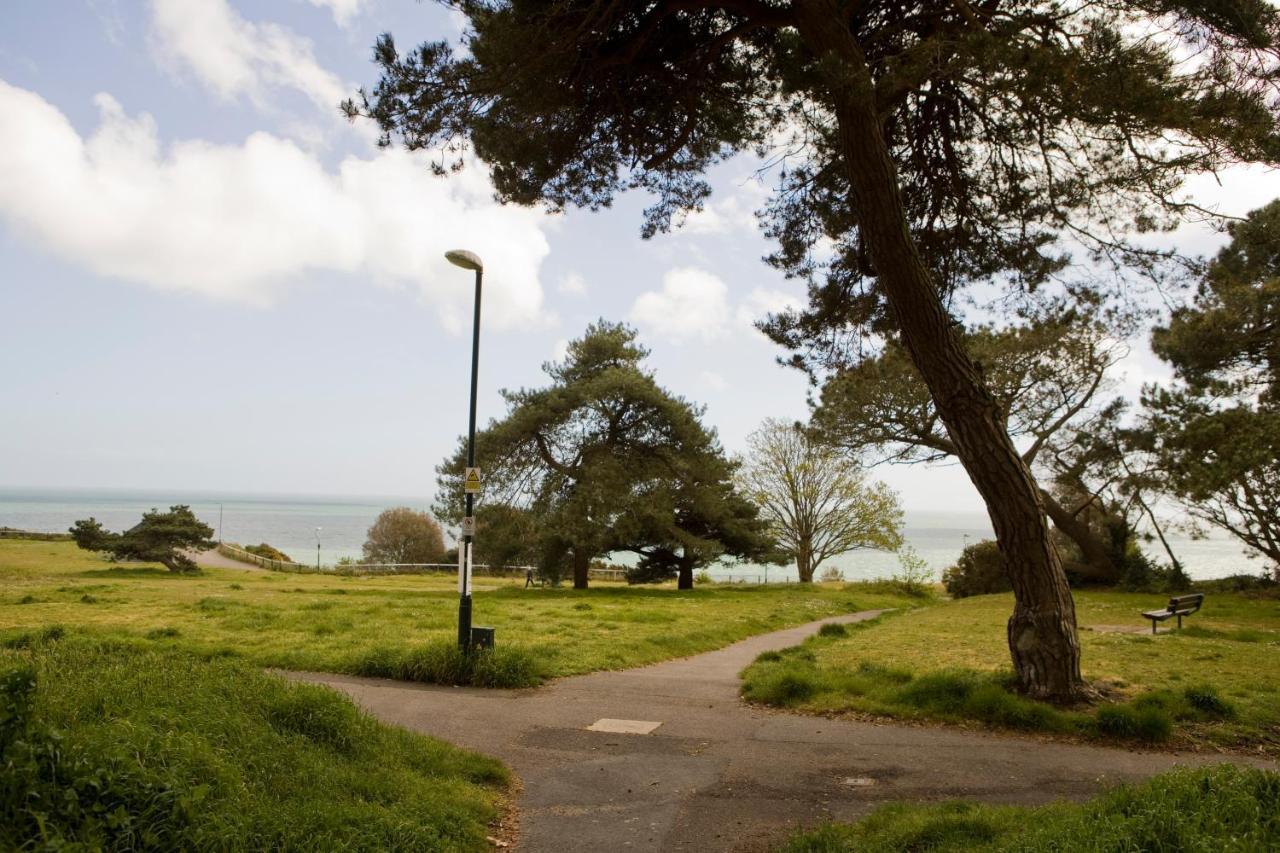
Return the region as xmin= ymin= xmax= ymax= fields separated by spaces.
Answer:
xmin=446 ymin=249 xmax=484 ymax=651
xmin=315 ymin=526 xmax=322 ymax=571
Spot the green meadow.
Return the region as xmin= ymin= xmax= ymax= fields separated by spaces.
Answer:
xmin=0 ymin=539 xmax=920 ymax=686
xmin=743 ymin=590 xmax=1280 ymax=753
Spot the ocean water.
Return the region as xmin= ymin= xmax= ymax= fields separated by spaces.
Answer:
xmin=0 ymin=488 xmax=1265 ymax=582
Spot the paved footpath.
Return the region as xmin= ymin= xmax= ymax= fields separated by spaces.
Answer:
xmin=290 ymin=612 xmax=1276 ymax=852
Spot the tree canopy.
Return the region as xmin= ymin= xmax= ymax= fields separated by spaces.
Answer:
xmin=739 ymin=418 xmax=903 ymax=582
xmin=352 ymin=0 xmax=1280 ymax=699
xmin=435 ymin=321 xmax=773 ymax=588
xmin=1138 ymin=200 xmax=1280 ymax=575
xmin=69 ymin=506 xmax=213 ymax=574
xmin=362 ymin=507 xmax=447 ymax=565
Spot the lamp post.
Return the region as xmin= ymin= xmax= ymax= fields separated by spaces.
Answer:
xmin=315 ymin=526 xmax=322 ymax=571
xmin=446 ymin=249 xmax=483 ymax=651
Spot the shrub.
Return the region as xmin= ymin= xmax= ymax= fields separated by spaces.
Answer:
xmin=817 ymin=622 xmax=849 ymax=638
xmin=941 ymin=540 xmax=1010 ymax=598
xmin=892 ymin=546 xmax=933 ymax=597
xmin=244 ymin=543 xmax=293 ymax=562
xmin=817 ymin=566 xmax=845 ymax=583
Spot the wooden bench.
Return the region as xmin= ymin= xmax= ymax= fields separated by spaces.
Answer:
xmin=1142 ymin=593 xmax=1204 ymax=634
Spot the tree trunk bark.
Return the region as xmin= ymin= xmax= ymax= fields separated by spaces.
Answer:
xmin=1040 ymin=490 xmax=1120 ymax=583
xmin=677 ymin=556 xmax=695 ymax=590
xmin=796 ymin=544 xmax=813 ymax=583
xmin=794 ymin=0 xmax=1086 ymax=701
xmin=572 ymin=548 xmax=589 ymax=590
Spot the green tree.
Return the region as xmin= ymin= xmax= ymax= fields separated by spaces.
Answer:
xmin=349 ymin=0 xmax=1280 ymax=699
xmin=812 ymin=301 xmax=1132 ymax=582
xmin=435 ymin=321 xmax=771 ymax=588
xmin=69 ymin=506 xmax=213 ymax=574
xmin=362 ymin=507 xmax=447 ymax=565
xmin=739 ymin=418 xmax=902 ymax=582
xmin=1138 ymin=202 xmax=1280 ymax=576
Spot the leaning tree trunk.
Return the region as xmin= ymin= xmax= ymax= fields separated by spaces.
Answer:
xmin=1040 ymin=490 xmax=1120 ymax=583
xmin=795 ymin=0 xmax=1086 ymax=701
xmin=572 ymin=548 xmax=590 ymax=590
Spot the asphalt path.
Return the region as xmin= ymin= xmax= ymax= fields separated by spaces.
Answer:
xmin=290 ymin=611 xmax=1275 ymax=852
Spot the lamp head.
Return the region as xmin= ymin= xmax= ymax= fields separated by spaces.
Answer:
xmin=445 ymin=249 xmax=483 ymax=272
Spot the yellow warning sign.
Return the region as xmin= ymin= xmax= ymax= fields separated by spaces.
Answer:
xmin=463 ymin=467 xmax=483 ymax=494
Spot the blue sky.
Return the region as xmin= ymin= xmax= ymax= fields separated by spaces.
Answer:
xmin=2 ymin=1 xmax=1277 ymax=512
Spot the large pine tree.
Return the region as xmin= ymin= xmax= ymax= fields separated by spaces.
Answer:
xmin=352 ymin=0 xmax=1280 ymax=699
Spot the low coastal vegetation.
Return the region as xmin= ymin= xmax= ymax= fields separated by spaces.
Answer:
xmin=742 ymin=591 xmax=1280 ymax=753
xmin=0 ymin=540 xmax=923 ymax=688
xmin=0 ymin=633 xmax=507 ymax=851
xmin=781 ymin=764 xmax=1280 ymax=853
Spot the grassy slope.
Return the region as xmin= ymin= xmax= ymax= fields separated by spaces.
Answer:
xmin=1 ymin=635 xmax=507 ymax=851
xmin=0 ymin=540 xmax=919 ymax=684
xmin=781 ymin=764 xmax=1280 ymax=853
xmin=743 ymin=590 xmax=1280 ymax=752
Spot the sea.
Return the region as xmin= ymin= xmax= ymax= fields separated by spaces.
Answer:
xmin=0 ymin=487 xmax=1265 ymax=583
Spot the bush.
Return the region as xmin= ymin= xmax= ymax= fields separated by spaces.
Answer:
xmin=817 ymin=622 xmax=849 ymax=638
xmin=1184 ymin=685 xmax=1236 ymax=719
xmin=244 ymin=543 xmax=293 ymax=562
xmin=817 ymin=566 xmax=845 ymax=583
xmin=892 ymin=546 xmax=933 ymax=597
xmin=941 ymin=540 xmax=1010 ymax=598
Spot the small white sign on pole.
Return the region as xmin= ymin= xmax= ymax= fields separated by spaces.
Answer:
xmin=461 ymin=516 xmax=476 ymax=537
xmin=457 ymin=543 xmax=467 ymax=594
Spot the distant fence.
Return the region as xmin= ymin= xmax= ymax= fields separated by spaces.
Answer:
xmin=215 ymin=543 xmax=536 ymax=577
xmin=0 ymin=528 xmax=72 ymax=541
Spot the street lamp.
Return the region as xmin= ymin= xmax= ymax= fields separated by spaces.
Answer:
xmin=446 ymin=249 xmax=483 ymax=651
xmin=315 ymin=526 xmax=322 ymax=571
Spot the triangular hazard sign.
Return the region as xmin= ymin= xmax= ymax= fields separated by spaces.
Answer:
xmin=463 ymin=467 xmax=483 ymax=492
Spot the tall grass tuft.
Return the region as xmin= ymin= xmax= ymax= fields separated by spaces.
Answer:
xmin=353 ymin=639 xmax=544 ymax=688
xmin=0 ymin=633 xmax=508 ymax=851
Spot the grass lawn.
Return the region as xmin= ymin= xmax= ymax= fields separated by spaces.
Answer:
xmin=780 ymin=764 xmax=1280 ymax=852
xmin=1 ymin=633 xmax=508 ymax=850
xmin=742 ymin=590 xmax=1280 ymax=753
xmin=0 ymin=539 xmax=921 ymax=687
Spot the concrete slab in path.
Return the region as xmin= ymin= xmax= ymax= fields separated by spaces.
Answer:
xmin=289 ymin=610 xmax=1276 ymax=853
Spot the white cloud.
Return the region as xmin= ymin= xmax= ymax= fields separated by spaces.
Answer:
xmin=551 ymin=338 xmax=571 ymax=362
xmin=629 ymin=267 xmax=731 ymax=342
xmin=0 ymin=81 xmax=551 ymax=330
xmin=736 ymin=286 xmax=803 ymax=327
xmin=557 ymin=272 xmax=587 ymax=296
xmin=700 ymin=370 xmax=728 ymax=391
xmin=681 ymin=177 xmax=768 ymax=236
xmin=149 ymin=0 xmax=349 ymax=116
xmin=303 ymin=0 xmax=368 ymax=27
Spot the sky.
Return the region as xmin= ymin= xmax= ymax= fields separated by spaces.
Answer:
xmin=1 ymin=0 xmax=1277 ymax=513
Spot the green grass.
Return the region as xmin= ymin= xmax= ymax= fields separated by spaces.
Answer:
xmin=780 ymin=764 xmax=1280 ymax=852
xmin=742 ymin=591 xmax=1280 ymax=753
xmin=0 ymin=540 xmax=921 ymax=687
xmin=0 ymin=632 xmax=507 ymax=851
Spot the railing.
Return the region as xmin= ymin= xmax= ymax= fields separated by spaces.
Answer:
xmin=215 ymin=543 xmax=535 ymax=577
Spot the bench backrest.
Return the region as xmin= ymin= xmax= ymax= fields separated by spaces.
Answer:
xmin=1167 ymin=593 xmax=1204 ymax=613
